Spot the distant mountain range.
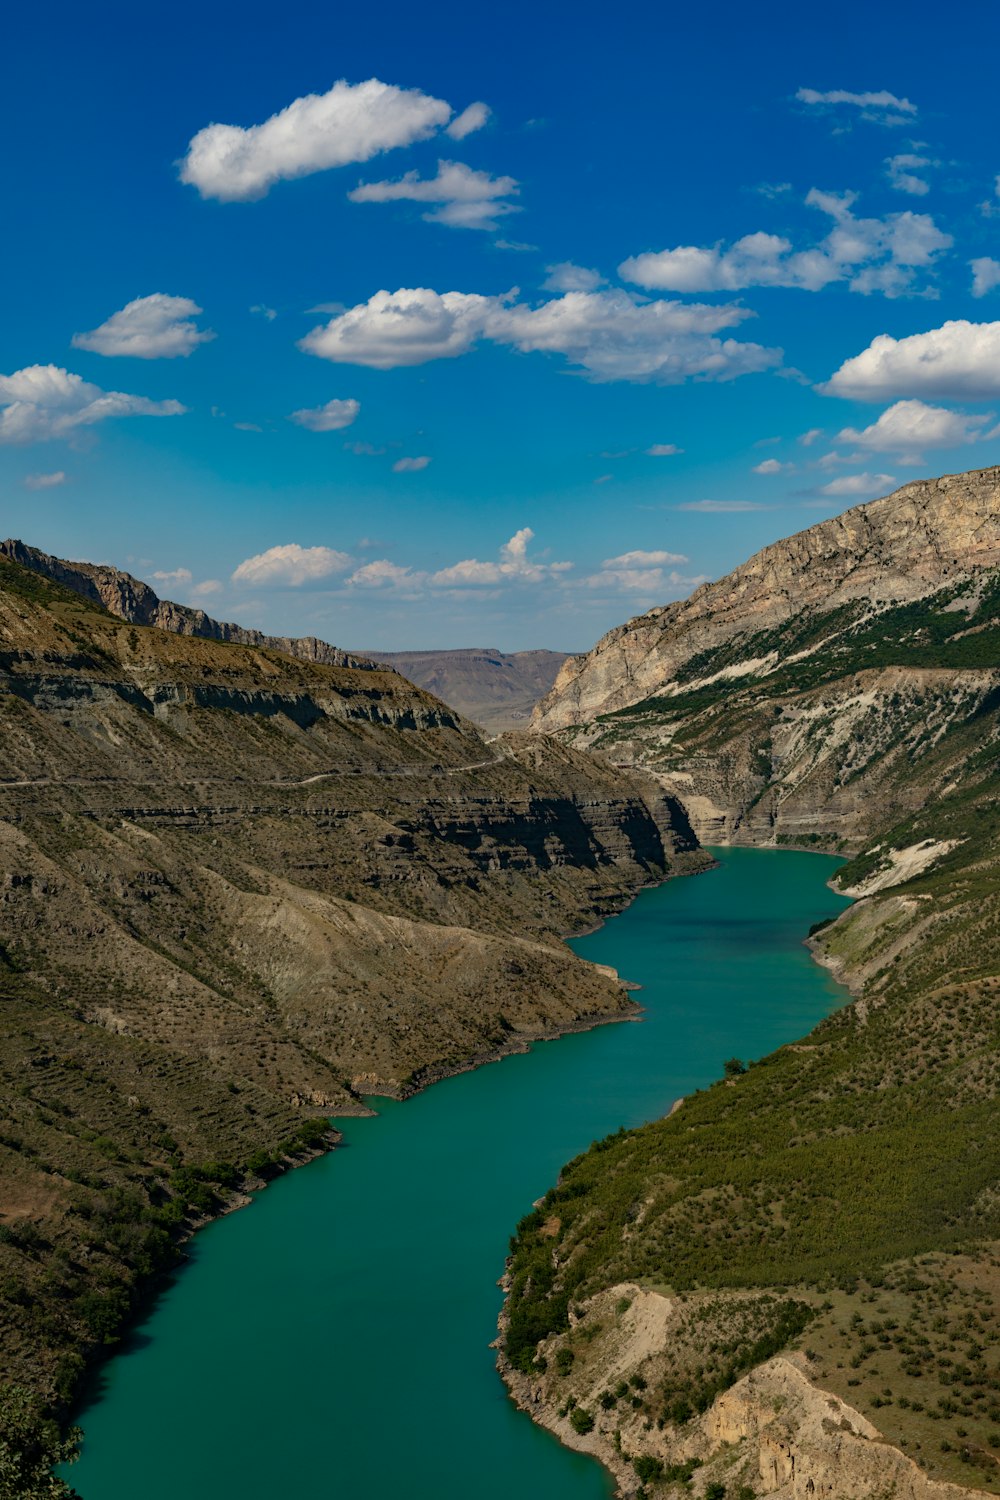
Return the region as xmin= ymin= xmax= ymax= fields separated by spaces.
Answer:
xmin=359 ymin=647 xmax=570 ymax=732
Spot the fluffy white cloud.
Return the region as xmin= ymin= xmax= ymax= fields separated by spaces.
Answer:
xmin=971 ymin=258 xmax=1000 ymax=298
xmin=795 ymin=87 xmax=916 ymax=123
xmin=151 ymin=567 xmax=193 ymax=586
xmin=837 ymin=399 xmax=996 ymax=460
xmin=23 ymin=470 xmax=66 ymax=489
xmin=885 ymin=153 xmax=934 ymax=196
xmin=677 ymin=499 xmax=768 ymax=512
xmin=250 ymin=304 xmax=277 ymax=321
xmin=445 ymin=102 xmax=491 ymax=140
xmin=349 ymin=159 xmax=518 ymax=230
xmin=430 ymin=527 xmax=571 ymax=586
xmin=646 ymin=443 xmax=683 ymax=456
xmin=231 ymin=543 xmax=352 ymax=586
xmin=180 ymin=78 xmax=452 ymax=201
xmin=752 ymin=458 xmax=790 ymax=474
xmin=392 ymin=455 xmax=431 ymax=472
xmin=820 ymin=472 xmax=896 ymax=496
xmin=191 ymin=579 xmax=223 ymax=598
xmin=302 ymin=285 xmax=778 ymax=384
xmin=348 ymin=559 xmax=420 ymax=588
xmin=823 ymin=320 xmax=1000 ymax=400
xmin=0 ymin=365 xmax=184 ymax=444
xmin=290 ymin=397 xmax=360 ymax=431
xmin=72 ymin=295 xmax=214 ymax=358
xmin=300 ymin=288 xmax=496 ymax=368
xmin=620 ymin=190 xmax=952 ymax=299
xmin=799 ymin=427 xmax=824 ymax=445
xmin=543 ymin=263 xmax=605 ymax=293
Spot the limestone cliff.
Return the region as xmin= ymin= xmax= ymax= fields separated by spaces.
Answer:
xmin=534 ymin=467 xmax=1000 ymax=732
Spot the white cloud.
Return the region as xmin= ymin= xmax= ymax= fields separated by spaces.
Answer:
xmin=349 ymin=159 xmax=519 ymax=231
xmin=430 ymin=527 xmax=570 ymax=586
xmin=191 ymin=579 xmax=223 ymax=598
xmin=971 ymin=258 xmax=1000 ymax=298
xmin=823 ymin=320 xmax=1000 ymax=400
xmin=251 ymin=304 xmax=277 ymax=321
xmin=290 ymin=397 xmax=360 ymax=432
xmin=23 ymin=470 xmax=67 ymax=489
xmin=885 ymin=152 xmax=934 ymax=196
xmin=819 ymin=471 xmax=896 ymax=496
xmin=234 ymin=421 xmax=263 ymax=432
xmin=300 ymin=288 xmax=496 ymax=368
xmin=836 ymin=398 xmax=995 ymax=460
xmin=677 ymin=499 xmax=768 ymax=512
xmin=302 ymin=285 xmax=778 ymax=384
xmin=72 ymin=295 xmax=214 ymax=359
xmin=392 ymin=455 xmax=431 ymax=472
xmin=585 ymin=549 xmax=697 ymax=593
xmin=151 ymin=567 xmax=193 ymax=587
xmin=646 ymin=443 xmax=683 ymax=456
xmin=543 ymin=262 xmax=605 ymax=293
xmin=795 ymin=87 xmax=917 ymax=124
xmin=348 ymin=559 xmax=421 ymax=588
xmin=180 ymin=78 xmax=452 ymax=201
xmin=620 ymin=190 xmax=952 ymax=300
xmin=0 ymin=365 xmax=185 ymax=444
xmin=603 ymin=549 xmax=688 ymax=567
xmin=752 ymin=458 xmax=791 ymax=474
xmin=444 ymin=102 xmax=491 ymax=140
xmin=799 ymin=427 xmax=824 ymax=445
xmin=231 ymin=543 xmax=353 ymax=586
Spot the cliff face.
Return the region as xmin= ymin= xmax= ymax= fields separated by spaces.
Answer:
xmin=0 ymin=550 xmax=704 ymax=1402
xmin=529 ymin=468 xmax=1000 ymax=854
xmin=534 ymin=467 xmax=1000 ymax=732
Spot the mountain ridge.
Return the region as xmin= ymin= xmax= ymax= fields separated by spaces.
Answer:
xmin=533 ymin=465 xmax=1000 ymax=732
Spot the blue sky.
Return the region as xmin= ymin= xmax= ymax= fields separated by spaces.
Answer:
xmin=3 ymin=0 xmax=1000 ymax=650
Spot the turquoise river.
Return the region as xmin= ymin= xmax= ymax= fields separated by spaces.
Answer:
xmin=68 ymin=847 xmax=851 ymax=1498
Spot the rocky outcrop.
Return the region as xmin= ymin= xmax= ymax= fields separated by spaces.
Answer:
xmin=534 ymin=467 xmax=1000 ymax=731
xmin=502 ymin=1284 xmax=990 ymax=1500
xmin=0 ymin=538 xmax=374 ymax=670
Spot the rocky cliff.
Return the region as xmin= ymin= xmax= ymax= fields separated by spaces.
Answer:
xmin=534 ymin=467 xmax=1000 ymax=732
xmin=0 ymin=538 xmax=373 ymax=670
xmin=532 ymin=467 xmax=1000 ymax=853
